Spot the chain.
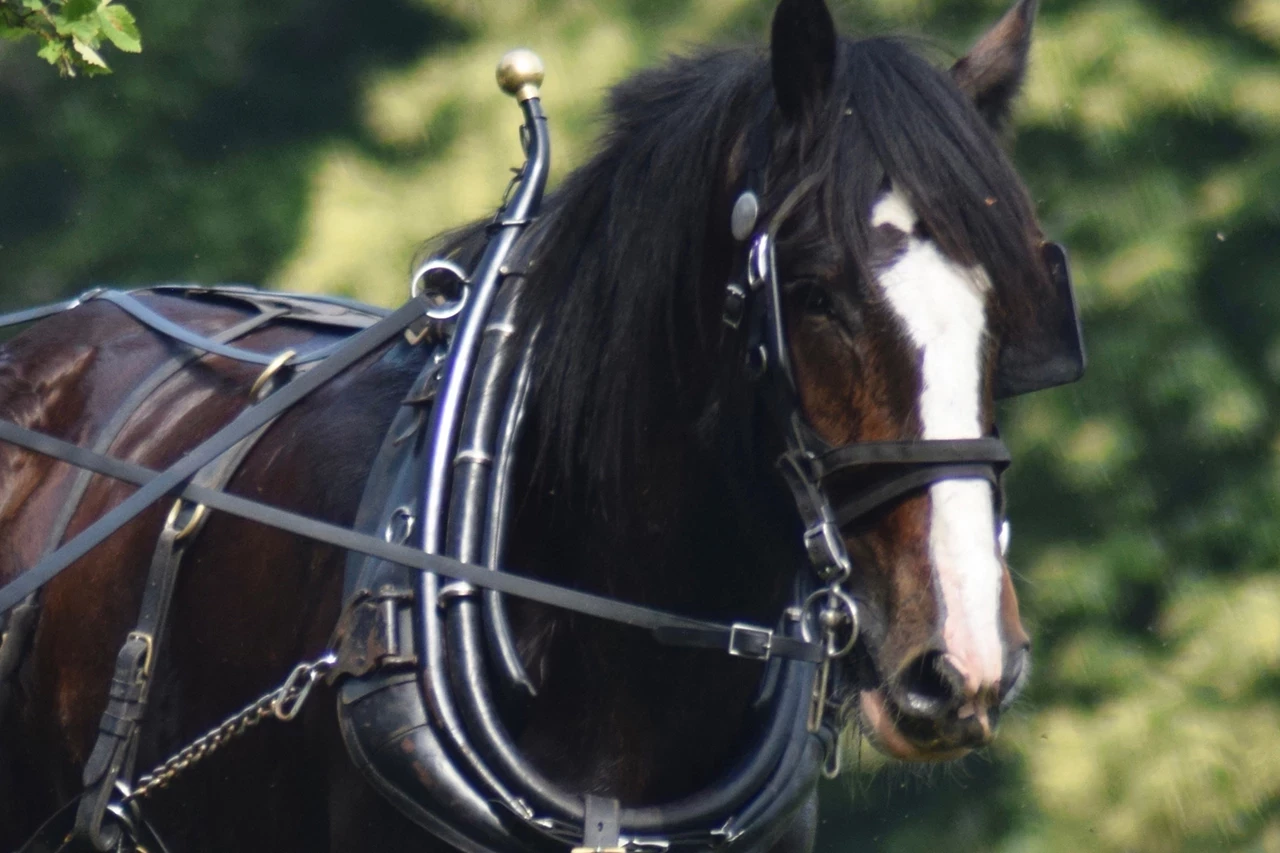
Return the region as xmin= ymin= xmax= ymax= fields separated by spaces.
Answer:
xmin=126 ymin=653 xmax=335 ymax=802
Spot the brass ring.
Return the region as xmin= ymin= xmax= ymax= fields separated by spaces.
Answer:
xmin=250 ymin=349 xmax=297 ymax=399
xmin=165 ymin=499 xmax=208 ymax=541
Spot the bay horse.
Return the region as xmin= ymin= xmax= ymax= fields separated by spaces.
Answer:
xmin=0 ymin=0 xmax=1081 ymax=850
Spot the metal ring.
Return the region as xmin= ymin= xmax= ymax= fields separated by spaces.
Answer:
xmin=410 ymin=258 xmax=471 ymax=321
xmin=249 ymin=349 xmax=297 ymax=399
xmin=165 ymin=499 xmax=208 ymax=541
xmin=799 ymin=587 xmax=860 ymax=660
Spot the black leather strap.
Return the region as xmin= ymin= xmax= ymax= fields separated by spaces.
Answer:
xmin=74 ymin=368 xmax=295 ymax=850
xmin=0 ymin=298 xmax=81 ymax=330
xmin=148 ymin=285 xmax=390 ymax=328
xmin=41 ymin=308 xmax=286 ymax=561
xmin=0 ymin=294 xmax=431 ymax=616
xmin=0 ymin=419 xmax=824 ymax=664
xmin=651 ymin=625 xmax=824 ymax=664
xmin=813 ymin=437 xmax=1010 ymax=479
xmin=74 ymin=522 xmax=185 ymax=850
xmin=92 ymin=290 xmax=355 ymax=366
xmin=832 ymin=464 xmax=1001 ymax=529
xmin=0 ymin=306 xmax=290 ymax=809
xmin=809 ymin=437 xmax=1011 ymax=530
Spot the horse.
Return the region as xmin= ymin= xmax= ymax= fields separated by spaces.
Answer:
xmin=0 ymin=0 xmax=1082 ymax=850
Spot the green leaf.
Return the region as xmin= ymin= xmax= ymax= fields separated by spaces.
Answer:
xmin=98 ymin=3 xmax=139 ymax=52
xmin=36 ymin=37 xmax=66 ymax=65
xmin=21 ymin=0 xmax=45 ymax=11
xmin=53 ymin=11 xmax=101 ymax=42
xmin=72 ymin=36 xmax=108 ymax=69
xmin=61 ymin=0 xmax=97 ymax=21
xmin=0 ymin=23 xmax=34 ymax=42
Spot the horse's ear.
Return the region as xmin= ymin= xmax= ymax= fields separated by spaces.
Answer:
xmin=951 ymin=0 xmax=1037 ymax=129
xmin=771 ymin=0 xmax=838 ymax=122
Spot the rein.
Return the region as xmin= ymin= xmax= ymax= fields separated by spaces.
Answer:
xmin=0 ymin=417 xmax=820 ymax=658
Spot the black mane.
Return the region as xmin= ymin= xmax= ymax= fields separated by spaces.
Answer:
xmin=430 ymin=36 xmax=1048 ymax=506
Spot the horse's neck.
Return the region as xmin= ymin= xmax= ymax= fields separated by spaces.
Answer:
xmin=506 ymin=415 xmax=797 ymax=799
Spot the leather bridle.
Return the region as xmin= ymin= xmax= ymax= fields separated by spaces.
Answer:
xmin=719 ymin=150 xmax=1016 ymax=718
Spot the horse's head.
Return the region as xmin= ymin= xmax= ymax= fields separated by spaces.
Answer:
xmin=751 ymin=0 xmax=1082 ymax=761
xmin=514 ymin=0 xmax=1080 ymax=767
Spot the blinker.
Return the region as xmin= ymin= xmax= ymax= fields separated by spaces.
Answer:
xmin=992 ymin=241 xmax=1087 ymax=399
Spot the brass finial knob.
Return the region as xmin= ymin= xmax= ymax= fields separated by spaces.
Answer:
xmin=496 ymin=49 xmax=545 ymax=102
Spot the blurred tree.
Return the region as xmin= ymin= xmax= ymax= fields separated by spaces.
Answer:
xmin=0 ymin=0 xmax=465 ymax=307
xmin=2 ymin=0 xmax=1278 ymax=851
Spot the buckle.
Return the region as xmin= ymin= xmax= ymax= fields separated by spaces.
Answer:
xmin=728 ymin=623 xmax=773 ymax=661
xmin=803 ymin=521 xmax=851 ymax=583
xmin=164 ymin=498 xmax=208 ymax=542
xmin=125 ymin=631 xmax=155 ymax=681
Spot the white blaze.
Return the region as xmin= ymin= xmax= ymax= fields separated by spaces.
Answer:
xmin=871 ymin=189 xmax=1004 ymax=694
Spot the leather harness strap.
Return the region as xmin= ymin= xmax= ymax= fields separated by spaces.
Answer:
xmin=92 ymin=290 xmax=364 ymax=366
xmin=0 ymin=297 xmax=82 ymax=328
xmin=74 ymin=363 xmax=300 ymax=850
xmin=0 ymin=293 xmax=432 ymax=616
xmin=0 ymin=420 xmax=826 ymax=664
xmin=0 ymin=306 xmax=288 ymax=732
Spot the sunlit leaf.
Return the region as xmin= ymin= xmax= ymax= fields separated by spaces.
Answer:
xmin=98 ymin=4 xmax=139 ymax=52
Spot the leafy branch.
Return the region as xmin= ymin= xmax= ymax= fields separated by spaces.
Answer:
xmin=0 ymin=0 xmax=141 ymax=77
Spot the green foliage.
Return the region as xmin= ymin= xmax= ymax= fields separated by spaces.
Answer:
xmin=0 ymin=0 xmax=139 ymax=77
xmin=2 ymin=0 xmax=1279 ymax=850
xmin=0 ymin=0 xmax=466 ymax=306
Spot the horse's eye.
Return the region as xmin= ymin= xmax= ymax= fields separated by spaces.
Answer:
xmin=801 ymin=284 xmax=835 ymax=318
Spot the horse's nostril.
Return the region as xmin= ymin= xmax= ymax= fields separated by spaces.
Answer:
xmin=896 ymin=650 xmax=959 ymax=719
